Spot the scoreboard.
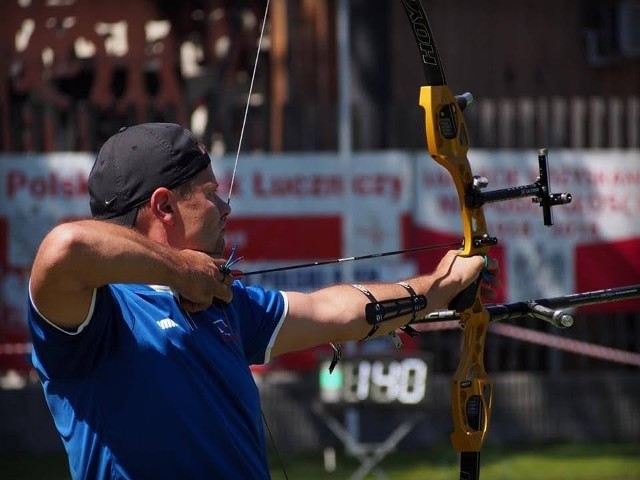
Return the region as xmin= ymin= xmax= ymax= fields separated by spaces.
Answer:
xmin=318 ymin=355 xmax=430 ymax=405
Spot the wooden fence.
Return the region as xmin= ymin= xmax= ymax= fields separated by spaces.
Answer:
xmin=464 ymin=96 xmax=640 ymax=149
xmin=3 ymin=95 xmax=640 ymax=152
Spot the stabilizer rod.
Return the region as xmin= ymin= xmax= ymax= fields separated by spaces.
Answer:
xmin=417 ymin=284 xmax=640 ymax=327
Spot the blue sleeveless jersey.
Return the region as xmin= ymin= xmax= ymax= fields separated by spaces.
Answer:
xmin=27 ymin=281 xmax=287 ymax=479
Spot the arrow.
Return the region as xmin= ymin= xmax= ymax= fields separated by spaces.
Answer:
xmin=231 ymin=241 xmax=461 ymax=277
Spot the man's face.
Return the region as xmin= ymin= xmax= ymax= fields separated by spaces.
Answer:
xmin=173 ymin=167 xmax=231 ymax=256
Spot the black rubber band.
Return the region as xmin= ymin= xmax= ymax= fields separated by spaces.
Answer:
xmin=396 ymin=282 xmax=422 ymax=323
xmin=351 ymin=284 xmax=381 ymax=339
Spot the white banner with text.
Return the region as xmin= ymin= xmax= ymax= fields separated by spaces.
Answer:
xmin=1 ymin=149 xmax=638 ymax=369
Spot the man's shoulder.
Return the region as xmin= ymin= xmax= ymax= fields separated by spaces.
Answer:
xmin=107 ymin=283 xmax=166 ymax=298
xmin=231 ymin=281 xmax=282 ymax=300
xmin=96 ymin=284 xmax=176 ymax=315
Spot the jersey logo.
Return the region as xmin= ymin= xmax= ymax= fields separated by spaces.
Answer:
xmin=212 ymin=318 xmax=233 ymax=337
xmin=156 ymin=318 xmax=179 ymax=330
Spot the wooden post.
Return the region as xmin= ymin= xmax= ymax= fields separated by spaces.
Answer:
xmin=270 ymin=0 xmax=288 ymax=152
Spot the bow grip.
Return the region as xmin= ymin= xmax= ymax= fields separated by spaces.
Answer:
xmin=448 ymin=279 xmax=480 ymax=310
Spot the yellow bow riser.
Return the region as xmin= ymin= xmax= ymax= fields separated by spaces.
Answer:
xmin=419 ymin=86 xmax=490 ymax=259
xmin=419 ymin=84 xmax=495 ymax=455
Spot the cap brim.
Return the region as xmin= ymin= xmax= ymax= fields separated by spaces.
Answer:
xmin=101 ymin=207 xmax=139 ymax=227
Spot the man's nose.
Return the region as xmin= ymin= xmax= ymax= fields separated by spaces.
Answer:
xmin=220 ymin=197 xmax=232 ymax=219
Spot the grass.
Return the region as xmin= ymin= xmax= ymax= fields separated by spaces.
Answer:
xmin=0 ymin=453 xmax=70 ymax=480
xmin=270 ymin=443 xmax=640 ymax=480
xmin=1 ymin=443 xmax=638 ymax=479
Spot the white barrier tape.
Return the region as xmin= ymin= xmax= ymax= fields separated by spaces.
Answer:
xmin=489 ymin=323 xmax=640 ymax=367
xmin=1 ymin=323 xmax=639 ymax=367
xmin=0 ymin=343 xmax=32 ymax=355
xmin=414 ymin=320 xmax=460 ymax=332
xmin=415 ymin=320 xmax=640 ymax=367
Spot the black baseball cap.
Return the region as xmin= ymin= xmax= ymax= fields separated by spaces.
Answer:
xmin=89 ymin=123 xmax=211 ymax=226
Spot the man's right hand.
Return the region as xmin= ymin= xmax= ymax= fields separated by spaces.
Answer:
xmin=175 ymin=250 xmax=234 ymax=312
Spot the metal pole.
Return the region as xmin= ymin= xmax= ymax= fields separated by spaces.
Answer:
xmin=337 ymin=0 xmax=359 ymax=443
xmin=337 ymin=0 xmax=355 ymax=287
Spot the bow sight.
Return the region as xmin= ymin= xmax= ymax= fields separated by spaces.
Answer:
xmin=465 ymin=147 xmax=573 ymax=228
xmin=443 ymin=94 xmax=573 ymax=237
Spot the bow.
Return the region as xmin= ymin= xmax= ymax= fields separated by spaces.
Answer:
xmin=399 ymin=1 xmax=573 ymax=478
xmin=399 ymin=2 xmax=492 ymax=477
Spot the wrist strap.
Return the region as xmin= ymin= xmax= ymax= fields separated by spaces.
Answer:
xmin=396 ymin=282 xmax=422 ymax=338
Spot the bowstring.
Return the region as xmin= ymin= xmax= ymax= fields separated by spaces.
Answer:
xmin=223 ymin=3 xmax=288 ymax=479
xmin=227 ymin=0 xmax=271 ymax=206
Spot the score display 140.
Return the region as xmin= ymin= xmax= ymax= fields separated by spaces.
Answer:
xmin=319 ymin=356 xmax=430 ymax=405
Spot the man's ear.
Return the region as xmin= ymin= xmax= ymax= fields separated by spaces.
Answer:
xmin=149 ymin=188 xmax=176 ymax=223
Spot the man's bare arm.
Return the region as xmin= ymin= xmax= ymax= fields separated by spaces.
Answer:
xmin=272 ymin=251 xmax=497 ymax=357
xmin=30 ymin=220 xmax=231 ymax=330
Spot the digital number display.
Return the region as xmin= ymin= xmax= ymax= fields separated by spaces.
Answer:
xmin=319 ymin=356 xmax=429 ymax=405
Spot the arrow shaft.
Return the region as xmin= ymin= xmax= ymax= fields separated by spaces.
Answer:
xmin=237 ymin=242 xmax=460 ymax=277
